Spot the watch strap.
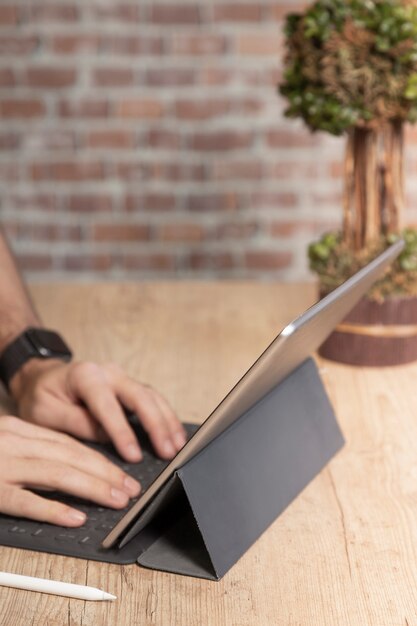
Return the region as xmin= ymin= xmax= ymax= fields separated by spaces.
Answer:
xmin=0 ymin=328 xmax=72 ymax=391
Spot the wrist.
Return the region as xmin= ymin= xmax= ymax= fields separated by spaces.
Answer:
xmin=0 ymin=327 xmax=72 ymax=394
xmin=9 ymin=358 xmax=63 ymax=401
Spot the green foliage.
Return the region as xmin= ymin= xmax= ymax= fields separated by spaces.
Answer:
xmin=280 ymin=0 xmax=417 ymax=135
xmin=309 ymin=228 xmax=417 ymax=300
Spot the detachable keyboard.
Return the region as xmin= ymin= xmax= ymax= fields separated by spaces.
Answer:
xmin=0 ymin=421 xmax=199 ymax=564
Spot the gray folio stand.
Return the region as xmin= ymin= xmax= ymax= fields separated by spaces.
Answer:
xmin=117 ymin=357 xmax=345 ymax=581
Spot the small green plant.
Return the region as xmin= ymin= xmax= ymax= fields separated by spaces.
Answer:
xmin=308 ymin=228 xmax=417 ymax=300
xmin=280 ymin=1 xmax=417 ymax=299
xmin=280 ymin=0 xmax=417 ymax=136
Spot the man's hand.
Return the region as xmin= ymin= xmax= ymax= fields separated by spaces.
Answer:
xmin=9 ymin=359 xmax=187 ymax=463
xmin=0 ymin=415 xmax=141 ymax=526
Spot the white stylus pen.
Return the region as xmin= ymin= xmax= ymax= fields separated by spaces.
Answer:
xmin=0 ymin=571 xmax=116 ymax=601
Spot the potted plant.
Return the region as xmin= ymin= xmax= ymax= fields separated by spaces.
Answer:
xmin=279 ymin=0 xmax=417 ymax=365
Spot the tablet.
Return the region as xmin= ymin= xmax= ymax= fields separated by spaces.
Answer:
xmin=102 ymin=239 xmax=404 ymax=548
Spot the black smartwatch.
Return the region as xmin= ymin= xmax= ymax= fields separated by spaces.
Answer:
xmin=0 ymin=327 xmax=73 ymax=391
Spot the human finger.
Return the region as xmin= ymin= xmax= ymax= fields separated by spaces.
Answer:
xmin=67 ymin=362 xmax=142 ymax=462
xmin=0 ymin=485 xmax=87 ymax=527
xmin=0 ymin=415 xmax=65 ymax=443
xmin=147 ymin=388 xmax=187 ymax=451
xmin=38 ymin=397 xmax=112 ymax=443
xmin=114 ymin=378 xmax=178 ymax=459
xmin=8 ymin=434 xmax=141 ymax=498
xmin=10 ymin=458 xmax=133 ymax=510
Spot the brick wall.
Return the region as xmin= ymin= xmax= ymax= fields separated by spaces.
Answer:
xmin=1 ymin=1 xmax=417 ymax=282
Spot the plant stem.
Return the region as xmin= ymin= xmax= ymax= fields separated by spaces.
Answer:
xmin=343 ymin=123 xmax=404 ymax=250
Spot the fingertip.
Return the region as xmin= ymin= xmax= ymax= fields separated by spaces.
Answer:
xmin=173 ymin=430 xmax=187 ymax=450
xmin=159 ymin=439 xmax=176 ymax=460
xmin=64 ymin=508 xmax=87 ymax=526
xmin=110 ymin=488 xmax=130 ymax=507
xmin=123 ymin=475 xmax=141 ymax=497
xmin=125 ymin=443 xmax=143 ymax=463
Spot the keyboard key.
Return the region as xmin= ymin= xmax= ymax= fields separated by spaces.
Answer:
xmin=8 ymin=526 xmax=26 ymax=534
xmin=55 ymin=534 xmax=77 ymax=543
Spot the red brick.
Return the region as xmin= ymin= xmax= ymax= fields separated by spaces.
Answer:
xmin=0 ymin=68 xmax=15 ymax=87
xmin=115 ymin=161 xmax=158 ymax=181
xmin=0 ymin=6 xmax=18 ymax=25
xmin=17 ymin=255 xmax=53 ymax=271
xmin=93 ymin=224 xmax=149 ymax=241
xmin=23 ymin=130 xmax=75 ymax=151
xmin=27 ymin=4 xmax=79 ymax=22
xmin=271 ymin=162 xmax=322 ymax=179
xmin=212 ymin=160 xmax=264 ymax=180
xmin=269 ymin=3 xmax=307 ymax=20
xmin=213 ymin=4 xmax=263 ymax=21
xmin=157 ymin=163 xmax=206 ymax=181
xmin=237 ymin=98 xmax=264 ymax=114
xmin=158 ymin=224 xmax=205 ymax=242
xmin=312 ymin=220 xmax=341 ymax=234
xmin=92 ymin=4 xmax=141 ymax=21
xmin=0 ymin=35 xmax=39 ymax=55
xmin=188 ymin=131 xmax=253 ymax=151
xmin=0 ymin=99 xmax=45 ymax=118
xmin=0 ymin=133 xmax=20 ymax=150
xmin=187 ymin=252 xmax=235 ymax=270
xmin=2 ymin=223 xmax=18 ymax=239
xmin=62 ymin=255 xmax=112 ymax=271
xmin=242 ymin=67 xmax=281 ymax=87
xmin=175 ymin=99 xmax=230 ymax=120
xmin=125 ymin=194 xmax=176 ymax=212
xmin=251 ymin=192 xmax=298 ymax=209
xmin=122 ymin=254 xmax=175 ymax=271
xmin=26 ymin=67 xmax=77 ymax=89
xmin=329 ymin=161 xmax=344 ymax=178
xmin=0 ymin=163 xmax=20 ymax=181
xmin=198 ymin=68 xmax=233 ymax=85
xmin=186 ymin=193 xmax=237 ymax=212
xmin=146 ymin=129 xmax=181 ymax=149
xmin=92 ymin=68 xmax=134 ymax=87
xmin=146 ymin=68 xmax=195 ymax=87
xmin=236 ymin=34 xmax=281 ymax=55
xmin=269 ymin=221 xmax=338 ymax=238
xmin=171 ymin=35 xmax=227 ymax=55
xmin=148 ymin=5 xmax=200 ymax=24
xmin=267 ymin=129 xmax=322 ymax=149
xmin=13 ymin=223 xmax=82 ymax=241
xmin=244 ymin=251 xmax=292 ymax=270
xmin=312 ymin=191 xmax=343 ymax=206
xmin=58 ymin=99 xmax=109 ymax=118
xmin=216 ymin=222 xmax=258 ymax=239
xmin=87 ymin=130 xmax=135 ymax=149
xmin=68 ymin=194 xmax=112 ymax=212
xmin=102 ymin=35 xmax=163 ymax=55
xmin=269 ymin=222 xmax=301 ymax=237
xmin=31 ymin=162 xmax=104 ymax=182
xmin=7 ymin=193 xmax=58 ymax=212
xmin=116 ymin=99 xmax=164 ymax=118
xmin=51 ymin=35 xmax=100 ymax=54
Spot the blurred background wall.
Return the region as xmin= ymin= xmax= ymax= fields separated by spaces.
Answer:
xmin=1 ymin=0 xmax=417 ymax=282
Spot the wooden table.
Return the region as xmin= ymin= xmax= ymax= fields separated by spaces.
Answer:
xmin=1 ymin=282 xmax=417 ymax=626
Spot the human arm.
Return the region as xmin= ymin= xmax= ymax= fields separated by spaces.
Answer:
xmin=0 ymin=230 xmax=187 ymax=462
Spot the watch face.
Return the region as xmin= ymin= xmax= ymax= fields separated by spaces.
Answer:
xmin=27 ymin=328 xmax=72 ymax=359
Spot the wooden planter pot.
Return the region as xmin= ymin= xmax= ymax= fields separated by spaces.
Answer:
xmin=319 ymin=295 xmax=417 ymax=366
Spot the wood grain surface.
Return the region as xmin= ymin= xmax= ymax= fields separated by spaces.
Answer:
xmin=0 ymin=282 xmax=416 ymax=626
